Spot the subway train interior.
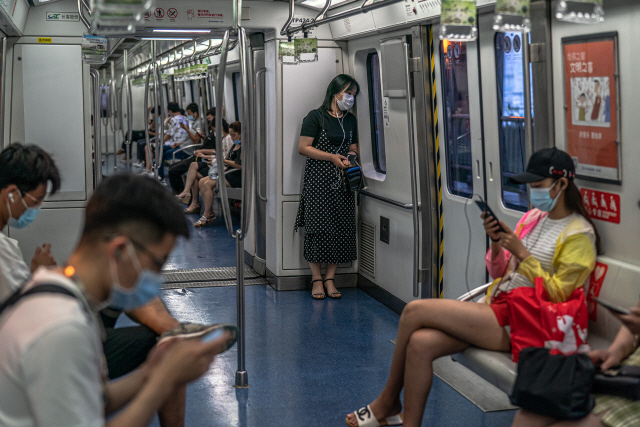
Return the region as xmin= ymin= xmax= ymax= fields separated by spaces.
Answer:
xmin=1 ymin=0 xmax=640 ymax=426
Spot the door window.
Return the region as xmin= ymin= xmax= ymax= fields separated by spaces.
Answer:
xmin=495 ymin=32 xmax=533 ymax=212
xmin=367 ymin=52 xmax=386 ymax=174
xmin=440 ymin=40 xmax=472 ymax=198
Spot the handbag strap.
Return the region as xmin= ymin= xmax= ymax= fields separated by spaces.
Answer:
xmin=0 ymin=284 xmax=76 ymax=320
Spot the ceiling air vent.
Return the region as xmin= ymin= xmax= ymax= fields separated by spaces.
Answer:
xmin=359 ymin=220 xmax=375 ymax=278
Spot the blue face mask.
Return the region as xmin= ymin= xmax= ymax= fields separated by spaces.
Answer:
xmin=6 ymin=192 xmax=41 ymax=229
xmin=108 ymin=242 xmax=163 ymax=311
xmin=233 ymin=139 xmax=241 ymax=145
xmin=529 ymin=182 xmax=562 ymax=212
xmin=187 ymin=115 xmax=195 ymax=122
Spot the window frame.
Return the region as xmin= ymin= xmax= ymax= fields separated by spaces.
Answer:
xmin=366 ymin=52 xmax=386 ymax=174
xmin=439 ymin=40 xmax=474 ymax=199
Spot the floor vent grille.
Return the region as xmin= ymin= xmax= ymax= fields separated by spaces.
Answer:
xmin=360 ymin=221 xmax=376 ymax=278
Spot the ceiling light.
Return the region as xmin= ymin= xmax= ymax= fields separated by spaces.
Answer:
xmin=153 ymin=29 xmax=211 ymax=33
xmin=140 ymin=37 xmax=194 ymax=41
xmin=300 ymin=0 xmax=352 ymax=9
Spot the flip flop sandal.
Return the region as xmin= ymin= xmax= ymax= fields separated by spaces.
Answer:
xmin=323 ymin=278 xmax=342 ymax=299
xmin=311 ymin=279 xmax=325 ymax=300
xmin=184 ymin=204 xmax=201 ymax=214
xmin=346 ymin=406 xmax=403 ymax=427
xmin=194 ymin=213 xmax=216 ymax=228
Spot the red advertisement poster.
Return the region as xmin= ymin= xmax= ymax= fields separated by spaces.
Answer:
xmin=563 ymin=34 xmax=620 ymax=183
xmin=580 ymin=188 xmax=620 ymax=224
xmin=587 ymin=261 xmax=608 ymax=321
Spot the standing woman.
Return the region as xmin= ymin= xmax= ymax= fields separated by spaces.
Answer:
xmin=295 ymin=74 xmax=360 ymax=300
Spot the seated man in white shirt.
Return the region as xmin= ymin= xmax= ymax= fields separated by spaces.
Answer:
xmin=0 ymin=143 xmax=218 ymax=427
xmin=158 ymin=103 xmax=191 ymax=180
xmin=0 ymin=171 xmax=233 ymax=427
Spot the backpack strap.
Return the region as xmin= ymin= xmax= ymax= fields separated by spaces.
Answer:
xmin=0 ymin=284 xmax=77 ymax=318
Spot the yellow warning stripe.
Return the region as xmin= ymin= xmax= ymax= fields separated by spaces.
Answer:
xmin=429 ymin=27 xmax=444 ymax=297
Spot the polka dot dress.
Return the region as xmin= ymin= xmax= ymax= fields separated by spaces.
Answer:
xmin=294 ymin=109 xmax=357 ymax=264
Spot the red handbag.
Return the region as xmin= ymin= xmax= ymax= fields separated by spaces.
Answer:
xmin=507 ymin=278 xmax=590 ymax=362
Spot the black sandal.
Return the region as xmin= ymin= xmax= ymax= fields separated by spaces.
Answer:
xmin=323 ymin=278 xmax=342 ymax=299
xmin=311 ymin=279 xmax=325 ymax=300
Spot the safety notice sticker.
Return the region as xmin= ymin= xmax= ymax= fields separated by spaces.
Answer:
xmin=580 ymin=188 xmax=620 ymax=224
xmin=587 ymin=261 xmax=608 ymax=321
xmin=185 ymin=8 xmax=224 ymax=23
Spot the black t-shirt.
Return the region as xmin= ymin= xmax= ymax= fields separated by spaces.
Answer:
xmin=202 ymin=134 xmax=216 ymax=150
xmin=300 ymin=109 xmax=358 ymax=149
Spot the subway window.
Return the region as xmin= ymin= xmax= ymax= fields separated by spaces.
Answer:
xmin=367 ymin=52 xmax=386 ymax=174
xmin=440 ymin=40 xmax=472 ymax=198
xmin=495 ymin=32 xmax=533 ymax=212
xmin=232 ymin=72 xmax=243 ymax=122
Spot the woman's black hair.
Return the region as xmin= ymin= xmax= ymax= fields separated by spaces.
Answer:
xmin=320 ymin=74 xmax=360 ymax=112
xmin=559 ymin=178 xmax=603 ymax=255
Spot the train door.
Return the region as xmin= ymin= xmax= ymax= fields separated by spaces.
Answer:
xmin=432 ymin=26 xmax=488 ymax=299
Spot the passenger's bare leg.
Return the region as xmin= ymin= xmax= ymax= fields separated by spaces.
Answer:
xmin=178 ymin=163 xmax=200 ymax=197
xmin=346 ymin=299 xmax=510 ymax=426
xmin=199 ymin=178 xmax=217 ymax=218
xmin=310 ymin=262 xmax=323 ymax=296
xmin=403 ymin=329 xmax=469 ymax=426
xmin=145 ymin=146 xmax=153 ymax=172
xmin=189 ymin=173 xmax=203 ymax=206
xmin=158 ymin=385 xmax=186 ymax=427
xmin=124 ymin=297 xmax=179 ymax=335
xmin=511 ymin=410 xmax=607 ymax=427
xmin=323 ymin=263 xmax=340 ymax=295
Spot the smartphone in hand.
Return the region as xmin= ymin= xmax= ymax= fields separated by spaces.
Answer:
xmin=475 ymin=199 xmax=507 ymax=233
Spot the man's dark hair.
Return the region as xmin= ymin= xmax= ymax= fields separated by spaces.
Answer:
xmin=0 ymin=143 xmax=61 ymax=195
xmin=229 ymin=121 xmax=241 ymax=135
xmin=179 ymin=108 xmax=185 ymax=116
xmin=320 ymin=74 xmax=360 ymax=112
xmin=186 ymin=103 xmax=199 ymax=114
xmin=150 ymin=106 xmax=161 ymax=115
xmin=82 ymin=174 xmax=189 ymax=245
xmin=206 ymin=107 xmax=216 ymax=118
xmin=167 ymin=102 xmax=180 ymax=114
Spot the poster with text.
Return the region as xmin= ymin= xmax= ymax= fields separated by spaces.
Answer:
xmin=563 ymin=33 xmax=620 ymax=183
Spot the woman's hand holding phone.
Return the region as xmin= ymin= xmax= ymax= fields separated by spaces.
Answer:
xmin=330 ymin=154 xmax=348 ymax=169
xmin=482 ymin=212 xmax=503 ymax=242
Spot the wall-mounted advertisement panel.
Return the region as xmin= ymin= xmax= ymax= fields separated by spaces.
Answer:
xmin=562 ymin=32 xmax=620 ymax=184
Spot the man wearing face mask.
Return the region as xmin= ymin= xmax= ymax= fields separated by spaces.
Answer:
xmin=0 ymin=173 xmax=234 ymax=427
xmin=179 ymin=103 xmax=204 ymax=148
xmin=0 ymin=143 xmax=60 ymax=303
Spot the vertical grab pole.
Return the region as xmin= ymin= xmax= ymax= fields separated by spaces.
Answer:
xmin=152 ymin=41 xmax=161 ymax=180
xmin=122 ymin=49 xmax=131 ymax=171
xmin=403 ymin=42 xmax=421 ymax=298
xmin=110 ymin=61 xmax=118 ymax=170
xmin=234 ymin=26 xmax=252 ymax=389
xmin=214 ymin=30 xmax=235 ymax=237
xmin=255 ymin=67 xmax=267 ymax=202
xmin=522 ymin=31 xmax=533 ymax=201
xmin=126 ymin=73 xmax=133 ymax=172
xmin=90 ymin=69 xmax=102 ymax=186
xmin=144 ymin=65 xmax=152 ymax=175
xmin=155 ymin=64 xmax=167 ymax=180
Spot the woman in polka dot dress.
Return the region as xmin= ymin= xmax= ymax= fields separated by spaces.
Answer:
xmin=295 ymin=74 xmax=360 ymax=300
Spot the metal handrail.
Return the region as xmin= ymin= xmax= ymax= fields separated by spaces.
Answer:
xmin=238 ymin=27 xmax=253 ymax=240
xmin=78 ymin=0 xmax=91 ymax=30
xmin=359 ymin=190 xmax=413 ymax=210
xmin=280 ymin=0 xmax=295 ymax=36
xmin=144 ymin=65 xmax=152 ymax=174
xmin=90 ymin=69 xmax=102 ymax=186
xmin=255 ymin=67 xmax=267 ymax=202
xmin=154 ymin=64 xmax=166 ymax=179
xmin=287 ymin=0 xmax=405 ymax=37
xmin=126 ymin=74 xmax=133 ymax=171
xmin=403 ymin=41 xmax=421 ymax=298
xmin=214 ymin=29 xmax=234 ymax=237
xmin=457 ymin=283 xmax=492 ymax=302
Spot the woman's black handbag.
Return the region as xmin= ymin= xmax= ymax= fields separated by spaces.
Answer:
xmin=343 ymin=153 xmax=365 ymax=192
xmin=592 ymin=365 xmax=640 ymax=401
xmin=509 ymin=347 xmax=595 ymax=420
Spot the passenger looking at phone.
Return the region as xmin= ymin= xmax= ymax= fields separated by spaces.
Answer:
xmin=346 ymin=148 xmax=601 ymax=427
xmin=511 ymin=299 xmax=640 ymax=427
xmin=0 ymin=173 xmax=235 ymax=427
xmin=193 ymin=121 xmax=242 ymax=229
xmin=180 ymin=103 xmax=204 ymax=148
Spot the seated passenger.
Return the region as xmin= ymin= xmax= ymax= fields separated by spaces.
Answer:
xmin=0 ymin=143 xmax=215 ymax=427
xmin=169 ymin=107 xmax=229 ymax=196
xmin=145 ymin=102 xmax=190 ymax=181
xmin=180 ymin=103 xmax=204 ymax=150
xmin=345 ymin=148 xmax=600 ymax=427
xmin=135 ymin=106 xmax=159 ymax=168
xmin=194 ymin=121 xmax=242 ymax=228
xmin=511 ymin=298 xmax=640 ymax=427
xmin=0 ymin=173 xmax=233 ymax=427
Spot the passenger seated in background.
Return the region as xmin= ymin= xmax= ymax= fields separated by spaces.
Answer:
xmin=0 ymin=173 xmax=233 ymax=427
xmin=135 ymin=106 xmax=159 ymax=168
xmin=144 ymin=102 xmax=190 ymax=181
xmin=194 ymin=121 xmax=242 ymax=229
xmin=0 ymin=143 xmax=60 ymax=303
xmin=180 ymin=102 xmax=204 ymax=151
xmin=0 ymin=143 xmax=218 ymax=427
xmin=346 ymin=148 xmax=600 ymax=427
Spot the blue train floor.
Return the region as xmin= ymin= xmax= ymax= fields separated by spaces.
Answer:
xmin=106 ymin=153 xmax=517 ymax=426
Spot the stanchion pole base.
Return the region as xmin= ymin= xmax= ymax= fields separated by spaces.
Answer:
xmin=234 ymin=371 xmax=249 ymax=388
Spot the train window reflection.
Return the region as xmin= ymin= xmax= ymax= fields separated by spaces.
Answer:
xmin=440 ymin=40 xmax=472 ymax=198
xmin=367 ymin=52 xmax=386 ymax=174
xmin=495 ymin=32 xmax=533 ymax=212
xmin=232 ymin=72 xmax=242 ymax=122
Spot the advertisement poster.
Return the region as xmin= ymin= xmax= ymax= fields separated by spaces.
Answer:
xmin=563 ymin=33 xmax=620 ymax=183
